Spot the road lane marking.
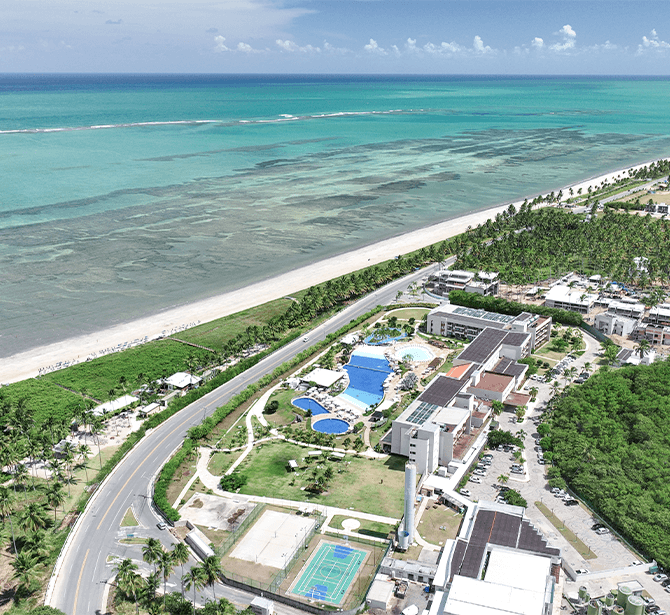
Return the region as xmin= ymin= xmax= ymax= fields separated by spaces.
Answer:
xmin=96 ymin=412 xmax=199 ymax=530
xmin=72 ymin=549 xmax=90 ymax=615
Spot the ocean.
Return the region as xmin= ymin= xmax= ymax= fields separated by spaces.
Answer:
xmin=1 ymin=74 xmax=670 ymax=358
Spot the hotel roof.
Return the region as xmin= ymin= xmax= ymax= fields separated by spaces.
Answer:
xmin=444 ymin=363 xmax=473 ymax=380
xmin=455 ymin=328 xmax=509 ymax=364
xmin=418 ymin=373 xmax=472 ymax=407
xmin=472 ymin=372 xmax=513 ymax=394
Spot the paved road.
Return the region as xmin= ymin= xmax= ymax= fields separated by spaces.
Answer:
xmin=49 ymin=262 xmax=442 ymax=615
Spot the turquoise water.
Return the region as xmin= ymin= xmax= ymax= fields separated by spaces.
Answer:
xmin=395 ymin=346 xmax=434 ymax=362
xmin=312 ymin=418 xmax=350 ymax=435
xmin=292 ymin=397 xmax=329 ymax=416
xmin=2 ymin=75 xmax=670 ymax=357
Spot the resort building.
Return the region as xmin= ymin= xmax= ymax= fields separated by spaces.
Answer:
xmin=544 ymin=285 xmax=598 ymax=314
xmin=648 ymin=304 xmax=670 ymax=327
xmin=164 ymin=372 xmax=202 ymax=391
xmin=632 ymin=323 xmax=670 ymax=346
xmin=427 ymin=304 xmax=551 ymax=350
xmin=645 ymin=202 xmax=669 ymax=214
xmin=389 ymin=326 xmax=531 ymax=474
xmin=429 ymin=501 xmax=561 ymax=615
xmin=594 ymin=312 xmax=638 ymax=337
xmin=425 ymin=269 xmax=499 ymax=299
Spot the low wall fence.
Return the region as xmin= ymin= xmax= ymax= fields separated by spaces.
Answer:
xmin=580 ymin=322 xmax=609 ymax=345
xmin=219 ymin=503 xmax=266 ymax=556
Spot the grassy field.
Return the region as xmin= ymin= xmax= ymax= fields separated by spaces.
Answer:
xmin=417 ymin=504 xmax=463 ymax=545
xmin=43 ymin=339 xmax=216 ymax=401
xmin=166 ymin=448 xmax=200 ymax=507
xmin=0 ymin=378 xmax=86 ymax=426
xmin=264 ymin=388 xmax=303 ymax=428
xmin=170 ymin=298 xmax=294 ymax=351
xmin=385 ymin=308 xmax=430 ymax=320
xmin=208 ymin=450 xmax=245 ymax=476
xmin=235 ymin=441 xmax=406 ymax=517
xmin=329 ymin=515 xmax=394 ymax=539
xmin=535 ymin=501 xmax=597 ymax=560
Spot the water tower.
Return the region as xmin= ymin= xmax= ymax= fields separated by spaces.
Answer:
xmin=404 ymin=462 xmax=417 ymax=545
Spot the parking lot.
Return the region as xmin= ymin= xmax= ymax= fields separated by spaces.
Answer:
xmin=460 ymin=331 xmax=670 ymax=608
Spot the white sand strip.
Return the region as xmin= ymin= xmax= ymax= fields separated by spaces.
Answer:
xmin=1 ymin=158 xmax=666 ymax=385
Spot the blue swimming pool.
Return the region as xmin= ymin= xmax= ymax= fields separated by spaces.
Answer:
xmin=312 ymin=418 xmax=350 ymax=434
xmin=341 ymin=352 xmax=393 ymax=410
xmin=292 ymin=397 xmax=329 ymax=415
xmin=364 ymin=330 xmax=406 ymax=345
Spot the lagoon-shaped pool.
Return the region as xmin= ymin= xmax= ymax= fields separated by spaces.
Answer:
xmin=395 ymin=345 xmax=434 ymax=362
xmin=292 ymin=397 xmax=329 ymax=415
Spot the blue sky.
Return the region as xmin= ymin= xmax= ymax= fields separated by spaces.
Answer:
xmin=2 ymin=0 xmax=670 ymax=74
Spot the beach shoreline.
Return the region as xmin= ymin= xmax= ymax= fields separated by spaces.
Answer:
xmin=1 ymin=157 xmax=665 ymax=386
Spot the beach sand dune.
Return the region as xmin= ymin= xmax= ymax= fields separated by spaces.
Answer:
xmin=0 ymin=160 xmax=663 ymax=385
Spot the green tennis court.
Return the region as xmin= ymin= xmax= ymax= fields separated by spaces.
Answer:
xmin=289 ymin=541 xmax=367 ymax=605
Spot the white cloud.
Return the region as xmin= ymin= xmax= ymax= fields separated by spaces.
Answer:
xmin=638 ymin=29 xmax=670 ymax=52
xmin=550 ymin=24 xmax=576 ymax=52
xmin=473 ymin=35 xmax=493 ymax=54
xmin=405 ymin=38 xmax=418 ymax=53
xmin=364 ymin=38 xmax=386 ymax=55
xmin=423 ymin=41 xmax=464 ymax=55
xmin=531 ymin=37 xmax=544 ymax=49
xmin=237 ymin=42 xmax=262 ymax=53
xmin=276 ymin=39 xmax=321 ymax=53
xmin=323 ymin=41 xmax=350 ymax=55
xmin=214 ymin=36 xmax=229 ymax=52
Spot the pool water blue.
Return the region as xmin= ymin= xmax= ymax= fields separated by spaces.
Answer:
xmin=313 ymin=418 xmax=350 ymax=434
xmin=341 ymin=352 xmax=393 ymax=410
xmin=395 ymin=346 xmax=433 ymax=362
xmin=292 ymin=397 xmax=329 ymax=415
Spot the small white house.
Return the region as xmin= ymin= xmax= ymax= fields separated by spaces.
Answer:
xmin=165 ymin=372 xmax=202 ymax=390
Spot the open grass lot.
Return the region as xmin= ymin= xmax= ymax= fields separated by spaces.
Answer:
xmin=208 ymin=450 xmax=245 ymax=476
xmin=43 ymin=339 xmax=216 ymax=402
xmin=235 ymin=441 xmax=405 ymax=517
xmin=0 ymin=377 xmax=85 ymax=426
xmin=385 ymin=308 xmax=429 ymax=321
xmin=121 ymin=507 xmax=139 ymax=527
xmin=264 ymin=388 xmax=303 ymax=428
xmin=196 ymin=524 xmax=230 ymax=548
xmin=535 ymin=502 xmax=597 ymax=560
xmin=417 ymin=504 xmax=463 ymax=546
xmin=172 ymin=298 xmax=293 ymax=351
xmin=166 ymin=448 xmax=199 ymax=506
xmin=329 ymin=515 xmax=394 ymax=539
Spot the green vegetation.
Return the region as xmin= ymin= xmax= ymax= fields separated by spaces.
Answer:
xmin=449 ymin=289 xmax=583 ymax=327
xmin=417 ymin=506 xmax=463 ymax=544
xmin=454 ymin=205 xmax=670 ymax=291
xmin=120 ymin=507 xmax=139 ymax=527
xmin=547 ymin=361 xmax=670 ymax=567
xmin=234 ymin=440 xmax=406 ymax=517
xmin=535 ymin=502 xmax=597 ymax=560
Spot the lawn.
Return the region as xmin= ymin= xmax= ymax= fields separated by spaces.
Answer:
xmin=208 ymin=450 xmax=245 ymax=476
xmin=235 ymin=441 xmax=406 ymax=517
xmin=385 ymin=308 xmax=430 ymax=321
xmin=535 ymin=502 xmax=597 ymax=560
xmin=329 ymin=515 xmax=394 ymax=539
xmin=417 ymin=505 xmax=463 ymax=546
xmin=166 ymin=448 xmax=199 ymax=507
xmin=171 ymin=298 xmax=294 ymax=351
xmin=264 ymin=388 xmax=303 ymax=428
xmin=121 ymin=507 xmax=139 ymax=527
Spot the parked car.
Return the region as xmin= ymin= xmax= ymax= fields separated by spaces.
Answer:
xmin=591 ymin=523 xmax=605 ymax=530
xmin=596 ymin=528 xmax=611 ymax=536
xmin=565 ymin=499 xmax=579 ymax=506
xmin=483 ymin=454 xmax=493 ymax=460
xmin=575 ymin=569 xmax=589 ymax=575
xmin=459 ymin=489 xmax=472 ymax=497
xmin=474 ymin=469 xmax=487 ymax=476
xmin=653 ymin=573 xmax=668 ymax=583
xmin=470 ymin=476 xmax=482 ymax=484
xmin=551 ymin=487 xmax=561 ymax=494
xmin=511 ymin=468 xmax=524 ymax=474
xmin=538 ymin=459 xmax=547 ymax=465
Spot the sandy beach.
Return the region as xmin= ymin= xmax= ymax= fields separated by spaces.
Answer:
xmin=1 ymin=158 xmax=665 ymax=386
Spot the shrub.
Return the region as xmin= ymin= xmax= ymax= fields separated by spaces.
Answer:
xmin=265 ymin=400 xmax=279 ymax=414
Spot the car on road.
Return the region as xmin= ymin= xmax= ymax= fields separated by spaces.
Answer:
xmin=596 ymin=527 xmax=611 ymax=535
xmin=459 ymin=489 xmax=472 ymax=497
xmin=303 ymin=336 xmax=309 ymax=342
xmin=157 ymin=522 xmax=168 ymax=530
xmin=654 ymin=574 xmax=668 ymax=583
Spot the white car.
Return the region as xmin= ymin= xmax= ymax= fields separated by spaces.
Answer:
xmin=469 ymin=476 xmax=482 ymax=484
xmin=474 ymin=469 xmax=487 ymax=476
xmin=459 ymin=489 xmax=472 ymax=497
xmin=595 ymin=527 xmax=611 ymax=535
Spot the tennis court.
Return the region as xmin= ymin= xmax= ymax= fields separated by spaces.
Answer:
xmin=289 ymin=541 xmax=367 ymax=605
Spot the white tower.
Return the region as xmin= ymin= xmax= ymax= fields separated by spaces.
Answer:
xmin=404 ymin=462 xmax=417 ymax=545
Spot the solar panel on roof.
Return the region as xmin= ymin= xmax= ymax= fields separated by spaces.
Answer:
xmin=406 ymin=402 xmax=439 ymax=425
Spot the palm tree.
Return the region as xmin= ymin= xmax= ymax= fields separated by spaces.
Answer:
xmin=171 ymin=543 xmax=190 ymax=599
xmin=635 ymin=338 xmax=651 ymax=359
xmin=182 ymin=566 xmax=206 ymax=612
xmin=77 ymin=444 xmax=92 ymax=482
xmin=0 ymin=486 xmax=18 ymax=553
xmin=497 ymin=474 xmax=509 ymax=486
xmin=24 ymin=528 xmax=51 ymax=561
xmin=157 ymin=550 xmax=175 ymax=610
xmin=20 ymin=502 xmax=49 ymax=532
xmin=142 ymin=537 xmax=164 ymax=576
xmin=13 ymin=463 xmax=30 ymax=500
xmin=201 ymin=555 xmax=223 ymax=602
xmin=45 ymin=482 xmax=66 ymax=522
xmin=115 ymin=558 xmax=143 ymax=615
xmin=11 ymin=550 xmax=39 ymax=596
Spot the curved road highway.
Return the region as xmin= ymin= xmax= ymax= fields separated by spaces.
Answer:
xmin=49 ymin=261 xmax=445 ymax=615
